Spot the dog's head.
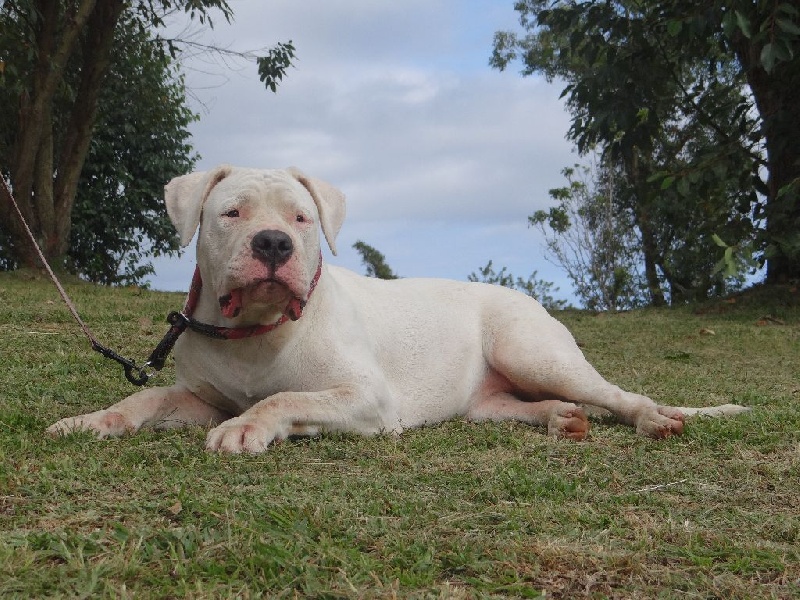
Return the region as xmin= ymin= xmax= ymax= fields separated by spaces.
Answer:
xmin=164 ymin=166 xmax=346 ymax=323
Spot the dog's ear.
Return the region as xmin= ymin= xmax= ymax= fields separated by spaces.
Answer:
xmin=164 ymin=165 xmax=233 ymax=247
xmin=288 ymin=167 xmax=346 ymax=256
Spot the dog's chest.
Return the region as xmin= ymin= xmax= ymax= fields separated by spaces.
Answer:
xmin=176 ymin=333 xmax=330 ymax=413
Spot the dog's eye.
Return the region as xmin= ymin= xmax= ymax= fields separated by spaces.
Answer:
xmin=223 ymin=209 xmax=240 ymax=218
xmin=296 ymin=214 xmax=306 ymax=223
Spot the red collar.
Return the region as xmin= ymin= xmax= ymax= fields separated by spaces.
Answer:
xmin=127 ymin=255 xmax=323 ymax=383
xmin=180 ymin=253 xmax=323 ymax=340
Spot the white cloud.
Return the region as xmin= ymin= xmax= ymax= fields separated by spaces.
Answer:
xmin=148 ymin=1 xmax=578 ymax=302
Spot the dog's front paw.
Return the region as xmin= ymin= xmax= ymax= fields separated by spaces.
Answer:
xmin=635 ymin=405 xmax=685 ymax=438
xmin=205 ymin=416 xmax=284 ymax=454
xmin=46 ymin=410 xmax=134 ymax=439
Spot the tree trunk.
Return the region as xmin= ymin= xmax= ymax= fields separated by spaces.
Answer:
xmin=732 ymin=30 xmax=800 ymax=283
xmin=4 ymin=0 xmax=95 ymax=267
xmin=36 ymin=104 xmax=61 ymax=261
xmin=7 ymin=0 xmax=60 ymax=268
xmin=637 ymin=212 xmax=666 ymax=306
xmin=625 ymin=151 xmax=667 ymax=306
xmin=53 ymin=0 xmax=125 ymax=259
xmin=2 ymin=0 xmax=128 ymax=272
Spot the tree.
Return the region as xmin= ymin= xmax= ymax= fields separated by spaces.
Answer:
xmin=714 ymin=1 xmax=800 ymax=283
xmin=66 ymin=13 xmax=198 ymax=285
xmin=353 ymin=241 xmax=399 ymax=280
xmin=0 ymin=0 xmax=295 ymax=281
xmin=492 ymin=0 xmax=800 ymax=284
xmin=468 ymin=260 xmax=568 ymax=310
xmin=492 ymin=0 xmax=759 ymax=304
xmin=530 ymin=163 xmax=647 ymax=311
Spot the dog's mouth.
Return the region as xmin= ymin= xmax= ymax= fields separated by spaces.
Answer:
xmin=218 ymin=278 xmax=294 ymax=319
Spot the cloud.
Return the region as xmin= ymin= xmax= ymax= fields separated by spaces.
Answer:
xmin=149 ymin=1 xmax=578 ymax=301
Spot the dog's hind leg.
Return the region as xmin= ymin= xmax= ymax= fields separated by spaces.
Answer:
xmin=484 ymin=312 xmax=685 ymax=438
xmin=499 ymin=353 xmax=684 ymax=438
xmin=467 ymin=394 xmax=590 ymax=440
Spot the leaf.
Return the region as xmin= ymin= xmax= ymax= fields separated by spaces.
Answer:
xmin=711 ymin=234 xmax=728 ymax=248
xmin=760 ymin=42 xmax=777 ymax=72
xmin=712 ymin=256 xmax=728 ymax=276
xmin=676 ymin=176 xmax=691 ymax=197
xmin=734 ymin=11 xmax=752 ymax=38
xmin=723 ymin=246 xmax=737 ymax=276
xmin=666 ymin=19 xmax=682 ymax=37
xmin=772 ymin=38 xmax=794 ymax=62
xmin=776 ymin=18 xmax=800 ymax=36
xmin=721 ymin=11 xmax=736 ymax=38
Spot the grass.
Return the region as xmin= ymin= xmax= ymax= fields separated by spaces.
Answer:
xmin=0 ymin=270 xmax=798 ymax=598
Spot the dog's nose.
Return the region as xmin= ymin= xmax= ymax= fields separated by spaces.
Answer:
xmin=251 ymin=229 xmax=294 ymax=267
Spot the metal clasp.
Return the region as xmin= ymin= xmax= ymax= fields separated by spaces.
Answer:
xmin=91 ymin=342 xmax=152 ymax=386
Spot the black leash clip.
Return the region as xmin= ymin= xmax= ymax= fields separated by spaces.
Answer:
xmin=90 ymin=311 xmax=192 ymax=386
xmin=91 ymin=341 xmax=153 ymax=386
xmin=146 ymin=312 xmax=192 ymax=370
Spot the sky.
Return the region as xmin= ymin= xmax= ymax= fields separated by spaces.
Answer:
xmin=146 ymin=0 xmax=579 ymax=302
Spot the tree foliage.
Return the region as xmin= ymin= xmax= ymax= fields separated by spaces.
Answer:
xmin=257 ymin=41 xmax=296 ymax=93
xmin=0 ymin=0 xmax=296 ymax=284
xmin=531 ymin=163 xmax=646 ymax=311
xmin=468 ymin=260 xmax=567 ymax=310
xmin=353 ymin=241 xmax=399 ymax=280
xmin=493 ymin=0 xmax=800 ymax=287
xmin=67 ymin=13 xmax=198 ymax=285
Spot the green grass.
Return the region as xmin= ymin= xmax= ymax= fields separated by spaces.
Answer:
xmin=1 ymin=270 xmax=798 ymax=598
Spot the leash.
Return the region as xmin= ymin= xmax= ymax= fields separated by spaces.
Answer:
xmin=2 ymin=176 xmax=154 ymax=384
xmin=2 ymin=176 xmax=321 ymax=386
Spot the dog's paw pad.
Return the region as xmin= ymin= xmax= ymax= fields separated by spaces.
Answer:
xmin=636 ymin=406 xmax=684 ymax=438
xmin=548 ymin=405 xmax=590 ymax=441
xmin=46 ymin=410 xmax=133 ymax=439
xmin=205 ymin=418 xmax=280 ymax=454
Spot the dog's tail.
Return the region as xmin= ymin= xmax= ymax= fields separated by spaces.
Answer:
xmin=673 ymin=403 xmax=751 ymax=418
xmin=580 ymin=403 xmax=751 ymax=419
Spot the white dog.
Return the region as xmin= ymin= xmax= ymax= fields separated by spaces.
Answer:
xmin=48 ymin=166 xmax=747 ymax=452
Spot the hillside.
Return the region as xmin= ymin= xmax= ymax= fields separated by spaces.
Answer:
xmin=0 ymin=272 xmax=798 ymax=598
